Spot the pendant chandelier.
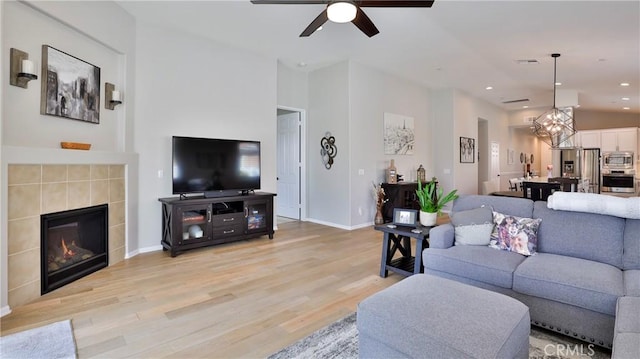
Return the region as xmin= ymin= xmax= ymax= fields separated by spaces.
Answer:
xmin=532 ymin=53 xmax=576 ymax=148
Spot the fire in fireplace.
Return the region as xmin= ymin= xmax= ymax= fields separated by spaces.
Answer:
xmin=41 ymin=204 xmax=108 ymax=294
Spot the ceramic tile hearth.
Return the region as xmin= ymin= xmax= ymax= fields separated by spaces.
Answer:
xmin=7 ymin=164 xmax=126 ymax=308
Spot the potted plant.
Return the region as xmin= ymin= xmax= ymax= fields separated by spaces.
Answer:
xmin=416 ymin=178 xmax=459 ymax=226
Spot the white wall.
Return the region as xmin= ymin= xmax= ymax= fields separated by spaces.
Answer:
xmin=277 ymin=61 xmax=308 ymax=111
xmin=307 ymin=62 xmax=350 ymax=227
xmin=349 ymin=62 xmax=430 ymax=227
xmin=133 ymin=23 xmax=277 ymax=251
xmin=432 ymin=89 xmax=509 ymax=197
xmin=2 ymin=1 xmax=133 ymax=151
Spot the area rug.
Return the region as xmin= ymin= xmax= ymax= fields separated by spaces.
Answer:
xmin=268 ymin=313 xmax=612 ymax=359
xmin=0 ymin=320 xmax=77 ymax=359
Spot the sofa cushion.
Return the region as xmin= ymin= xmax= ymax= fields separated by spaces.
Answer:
xmin=423 ymin=246 xmax=526 ymax=289
xmin=615 ymin=296 xmax=640 ymax=333
xmin=452 ymin=195 xmax=534 ymax=219
xmin=623 ymin=219 xmax=640 ymax=270
xmin=533 ymin=202 xmax=624 ymax=268
xmin=513 ymin=253 xmax=623 ymax=316
xmin=490 ymin=211 xmax=541 ymax=256
xmin=612 ymin=333 xmax=640 ymax=359
xmin=451 ymin=206 xmax=494 ymax=246
xmin=624 ymin=270 xmax=640 ymax=296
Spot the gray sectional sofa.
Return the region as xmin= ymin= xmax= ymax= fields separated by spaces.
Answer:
xmin=422 ymin=194 xmax=640 ymax=355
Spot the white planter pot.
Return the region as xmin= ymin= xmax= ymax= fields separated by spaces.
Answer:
xmin=419 ymin=211 xmax=437 ymax=226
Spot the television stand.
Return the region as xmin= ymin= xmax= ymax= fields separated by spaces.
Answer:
xmin=159 ymin=192 xmax=275 ymax=257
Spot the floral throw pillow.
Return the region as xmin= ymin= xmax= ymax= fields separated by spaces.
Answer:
xmin=489 ymin=211 xmax=542 ymax=256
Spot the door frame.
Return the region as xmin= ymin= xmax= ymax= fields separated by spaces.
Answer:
xmin=277 ymin=105 xmax=307 ymax=221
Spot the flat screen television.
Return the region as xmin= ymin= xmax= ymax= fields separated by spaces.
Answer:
xmin=172 ymin=136 xmax=261 ymax=198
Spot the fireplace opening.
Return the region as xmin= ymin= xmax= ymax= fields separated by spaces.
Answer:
xmin=41 ymin=204 xmax=108 ymax=294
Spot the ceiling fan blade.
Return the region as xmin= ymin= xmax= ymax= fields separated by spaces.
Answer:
xmin=300 ymin=10 xmax=329 ymax=37
xmin=352 ymin=7 xmax=379 ymax=37
xmin=358 ymin=0 xmax=434 ymax=7
xmin=251 ymin=0 xmax=329 ymax=4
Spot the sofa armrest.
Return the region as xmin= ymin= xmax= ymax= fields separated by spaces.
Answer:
xmin=429 ymin=223 xmax=455 ymax=249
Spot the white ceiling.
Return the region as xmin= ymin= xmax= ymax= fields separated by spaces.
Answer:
xmin=117 ymin=0 xmax=640 ymax=114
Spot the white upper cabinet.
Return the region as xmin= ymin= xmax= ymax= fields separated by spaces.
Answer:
xmin=579 ymin=130 xmax=601 ymax=149
xmin=600 ymin=128 xmax=637 ymax=152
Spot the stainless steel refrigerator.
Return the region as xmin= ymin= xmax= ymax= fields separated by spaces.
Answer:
xmin=559 ymin=148 xmax=600 ymax=193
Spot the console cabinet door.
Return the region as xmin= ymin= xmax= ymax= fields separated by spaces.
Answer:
xmin=176 ymin=204 xmax=212 ymax=245
xmin=244 ymin=198 xmax=272 ymax=235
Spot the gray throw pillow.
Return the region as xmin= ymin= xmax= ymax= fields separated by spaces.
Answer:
xmin=451 ymin=206 xmax=494 ymax=246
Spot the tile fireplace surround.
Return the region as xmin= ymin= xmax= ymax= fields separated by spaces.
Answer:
xmin=7 ymin=164 xmax=126 ymax=308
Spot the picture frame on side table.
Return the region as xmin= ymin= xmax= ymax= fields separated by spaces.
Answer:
xmin=41 ymin=45 xmax=101 ymax=124
xmin=460 ymin=137 xmax=475 ymax=163
xmin=393 ymin=208 xmax=418 ymax=227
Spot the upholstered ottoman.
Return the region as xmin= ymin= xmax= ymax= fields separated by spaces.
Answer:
xmin=357 ymin=274 xmax=530 ymax=359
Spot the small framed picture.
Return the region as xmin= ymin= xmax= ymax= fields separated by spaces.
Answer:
xmin=460 ymin=137 xmax=475 ymax=163
xmin=393 ymin=208 xmax=418 ymax=227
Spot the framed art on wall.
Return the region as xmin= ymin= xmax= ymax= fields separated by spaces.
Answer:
xmin=383 ymin=112 xmax=415 ymax=155
xmin=41 ymin=45 xmax=101 ymax=124
xmin=460 ymin=137 xmax=475 ymax=163
xmin=507 ymin=149 xmax=515 ymax=165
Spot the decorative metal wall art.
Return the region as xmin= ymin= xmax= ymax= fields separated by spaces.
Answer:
xmin=320 ymin=132 xmax=337 ymax=169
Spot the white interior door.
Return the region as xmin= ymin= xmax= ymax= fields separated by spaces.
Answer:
xmin=490 ymin=141 xmax=500 ymax=189
xmin=277 ymin=111 xmax=300 ymax=219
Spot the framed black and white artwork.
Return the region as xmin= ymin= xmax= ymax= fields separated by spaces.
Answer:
xmin=383 ymin=112 xmax=415 ymax=155
xmin=460 ymin=137 xmax=475 ymax=163
xmin=41 ymin=45 xmax=101 ymax=124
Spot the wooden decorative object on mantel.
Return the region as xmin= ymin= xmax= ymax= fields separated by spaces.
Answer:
xmin=60 ymin=142 xmax=91 ymax=150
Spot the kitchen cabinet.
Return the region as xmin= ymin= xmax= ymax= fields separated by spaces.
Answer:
xmin=579 ymin=130 xmax=601 ymax=149
xmin=601 ymin=128 xmax=637 ymax=152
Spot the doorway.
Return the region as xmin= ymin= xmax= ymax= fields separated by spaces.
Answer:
xmin=277 ymin=106 xmax=306 ymax=221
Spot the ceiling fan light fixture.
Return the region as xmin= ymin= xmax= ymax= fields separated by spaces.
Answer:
xmin=327 ymin=1 xmax=357 ymax=23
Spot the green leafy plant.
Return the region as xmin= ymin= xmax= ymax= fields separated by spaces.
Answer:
xmin=416 ymin=178 xmax=459 ymax=215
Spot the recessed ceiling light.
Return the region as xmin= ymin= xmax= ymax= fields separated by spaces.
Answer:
xmin=620 ymin=82 xmax=630 ymax=87
xmin=555 ymin=82 xmax=562 ymax=86
xmin=622 ymin=97 xmax=630 ymax=101
xmin=485 ymin=86 xmax=493 ymax=90
xmin=623 ymin=107 xmax=630 ymax=110
xmin=297 ymin=62 xmax=307 ymax=67
xmin=523 ymin=106 xmax=529 ymax=109
xmin=598 ymin=58 xmax=607 ymax=62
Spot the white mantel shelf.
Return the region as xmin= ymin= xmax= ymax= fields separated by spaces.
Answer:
xmin=2 ymin=145 xmax=138 ymax=164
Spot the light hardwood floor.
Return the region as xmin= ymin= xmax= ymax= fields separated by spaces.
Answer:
xmin=0 ymin=220 xmax=437 ymax=358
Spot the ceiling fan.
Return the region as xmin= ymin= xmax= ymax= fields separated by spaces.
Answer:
xmin=250 ymin=0 xmax=435 ymax=37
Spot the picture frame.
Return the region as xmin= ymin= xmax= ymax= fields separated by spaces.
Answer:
xmin=392 ymin=208 xmax=418 ymax=227
xmin=507 ymin=149 xmax=515 ymax=165
xmin=384 ymin=112 xmax=415 ymax=155
xmin=41 ymin=45 xmax=101 ymax=124
xmin=460 ymin=137 xmax=475 ymax=163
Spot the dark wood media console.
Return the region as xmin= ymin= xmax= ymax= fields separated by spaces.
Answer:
xmin=159 ymin=192 xmax=275 ymax=257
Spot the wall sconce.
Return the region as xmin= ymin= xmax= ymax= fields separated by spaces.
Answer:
xmin=105 ymin=82 xmax=122 ymax=110
xmin=10 ymin=48 xmax=38 ymax=89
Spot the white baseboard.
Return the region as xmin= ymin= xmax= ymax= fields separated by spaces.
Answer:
xmin=304 ymin=218 xmax=373 ymax=231
xmin=1 ymin=305 xmax=12 ymax=317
